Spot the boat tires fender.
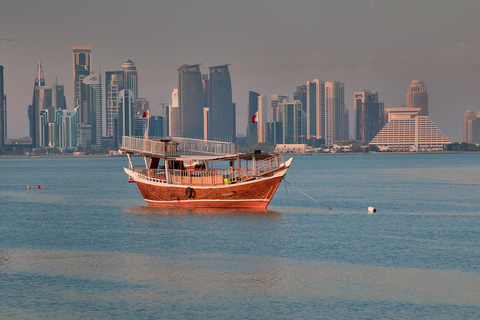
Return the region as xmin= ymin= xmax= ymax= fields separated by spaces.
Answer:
xmin=185 ymin=187 xmax=195 ymax=199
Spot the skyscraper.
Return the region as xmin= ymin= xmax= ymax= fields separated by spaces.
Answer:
xmin=209 ymin=65 xmax=234 ymax=141
xmin=72 ymin=45 xmax=91 ymax=109
xmin=294 ymin=85 xmax=307 ymax=112
xmin=0 ymin=65 xmax=5 ymax=147
xmin=169 ymin=89 xmax=180 ymax=136
xmin=282 ymin=101 xmax=302 ymax=144
xmin=122 ymin=59 xmax=138 ymax=99
xmin=28 ymin=62 xmax=45 ymax=147
xmin=257 ymin=95 xmax=267 ymax=143
xmin=463 ymin=110 xmax=480 ymax=144
xmin=406 ymin=76 xmax=428 ymax=116
xmin=270 ymin=94 xmax=288 ymax=122
xmin=118 ymin=89 xmax=135 ymax=144
xmin=354 ymin=90 xmax=385 ymax=142
xmin=306 ymin=79 xmax=324 ymax=140
xmin=80 ymin=72 xmax=102 ymax=147
xmin=246 ymin=91 xmax=259 ymax=138
xmin=178 ymin=64 xmax=203 ymax=138
xmin=105 ymin=71 xmax=124 ymax=137
xmin=324 ymin=81 xmax=346 ymax=146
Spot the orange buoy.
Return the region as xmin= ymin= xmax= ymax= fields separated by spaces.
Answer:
xmin=36 ymin=185 xmax=40 ymax=189
xmin=42 ymin=186 xmax=46 ymax=189
xmin=27 ymin=186 xmax=31 ymax=189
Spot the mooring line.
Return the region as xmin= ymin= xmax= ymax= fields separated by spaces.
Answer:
xmin=284 ymin=179 xmax=296 ymax=209
xmin=283 ymin=179 xmax=333 ymax=211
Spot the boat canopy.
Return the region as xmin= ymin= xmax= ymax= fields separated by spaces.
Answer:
xmin=120 ymin=136 xmax=276 ymax=161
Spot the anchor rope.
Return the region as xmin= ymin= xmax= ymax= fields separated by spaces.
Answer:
xmin=283 ymin=178 xmax=333 ymax=211
xmin=283 ymin=179 xmax=296 ymax=209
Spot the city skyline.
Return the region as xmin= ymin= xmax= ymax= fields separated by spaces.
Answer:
xmin=1 ymin=1 xmax=479 ymax=141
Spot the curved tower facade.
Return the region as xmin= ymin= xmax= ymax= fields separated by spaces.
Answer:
xmin=406 ymin=76 xmax=428 ymax=116
xmin=178 ymin=64 xmax=203 ymax=138
xmin=209 ymin=65 xmax=234 ymax=141
xmin=123 ymin=59 xmax=138 ymax=100
xmin=118 ymin=89 xmax=135 ymax=144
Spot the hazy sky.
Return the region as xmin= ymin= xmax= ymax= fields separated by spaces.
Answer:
xmin=1 ymin=0 xmax=480 ymax=141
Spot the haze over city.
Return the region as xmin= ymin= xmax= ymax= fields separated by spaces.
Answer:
xmin=1 ymin=0 xmax=479 ymax=141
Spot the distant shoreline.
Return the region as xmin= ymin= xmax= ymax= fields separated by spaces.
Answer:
xmin=2 ymin=151 xmax=480 ymax=158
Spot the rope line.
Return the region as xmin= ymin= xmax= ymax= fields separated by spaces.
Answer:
xmin=283 ymin=179 xmax=333 ymax=211
xmin=284 ymin=179 xmax=296 ymax=209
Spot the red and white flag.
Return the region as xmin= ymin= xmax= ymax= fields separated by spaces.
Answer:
xmin=251 ymin=111 xmax=258 ymax=123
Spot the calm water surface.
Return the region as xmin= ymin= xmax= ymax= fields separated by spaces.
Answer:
xmin=0 ymin=154 xmax=479 ymax=319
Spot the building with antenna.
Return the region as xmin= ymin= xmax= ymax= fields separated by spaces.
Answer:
xmin=72 ymin=45 xmax=91 ymax=110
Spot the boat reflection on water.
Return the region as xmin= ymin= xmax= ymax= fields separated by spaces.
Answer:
xmin=124 ymin=205 xmax=283 ymax=218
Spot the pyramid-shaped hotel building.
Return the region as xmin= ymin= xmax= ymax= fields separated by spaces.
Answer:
xmin=369 ymin=77 xmax=450 ymax=152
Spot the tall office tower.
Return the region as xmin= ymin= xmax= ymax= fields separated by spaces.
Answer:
xmin=81 ymin=72 xmax=102 ymax=147
xmin=324 ymin=81 xmax=346 ymax=146
xmin=57 ymin=109 xmax=78 ymax=149
xmin=270 ymin=94 xmax=288 ymax=122
xmin=149 ymin=115 xmax=164 ymax=137
xmin=209 ymin=65 xmax=234 ymax=141
xmin=202 ymin=74 xmax=210 ymax=109
xmin=246 ymin=91 xmax=260 ymax=138
xmin=462 ymin=110 xmax=480 ymax=144
xmin=406 ymin=76 xmax=428 ymax=116
xmin=296 ymin=102 xmax=306 ymax=144
xmin=0 ymin=65 xmax=5 ymax=147
xmin=169 ymin=89 xmax=180 ymax=136
xmin=266 ymin=121 xmax=283 ymax=146
xmin=178 ymin=64 xmax=203 ymax=138
xmin=294 ymin=85 xmax=307 ymax=112
xmin=306 ymin=79 xmax=324 ymax=140
xmin=354 ymin=90 xmax=385 ymax=142
xmin=53 ymin=82 xmax=67 ymax=110
xmin=105 ymin=71 xmax=124 ymax=137
xmin=29 ymin=62 xmax=46 ymax=147
xmin=257 ymin=96 xmax=267 ymax=143
xmin=463 ymin=110 xmax=476 ymax=143
xmin=117 ymin=89 xmax=135 ymax=144
xmin=282 ymin=101 xmax=302 ymax=144
xmin=72 ymin=45 xmax=91 ymax=109
xmin=123 ymin=59 xmax=138 ymax=99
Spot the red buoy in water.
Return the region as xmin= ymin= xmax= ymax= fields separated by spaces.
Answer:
xmin=27 ymin=186 xmax=31 ymax=189
xmin=42 ymin=186 xmax=46 ymax=189
xmin=36 ymin=185 xmax=40 ymax=189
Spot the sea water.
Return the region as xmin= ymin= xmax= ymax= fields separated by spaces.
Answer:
xmin=0 ymin=154 xmax=479 ymax=319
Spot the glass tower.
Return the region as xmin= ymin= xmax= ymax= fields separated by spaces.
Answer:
xmin=209 ymin=65 xmax=234 ymax=141
xmin=105 ymin=71 xmax=124 ymax=137
xmin=178 ymin=64 xmax=203 ymax=138
xmin=72 ymin=45 xmax=91 ymax=109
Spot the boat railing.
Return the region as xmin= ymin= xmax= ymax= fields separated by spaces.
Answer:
xmin=132 ymin=155 xmax=285 ymax=186
xmin=121 ymin=136 xmax=236 ymax=156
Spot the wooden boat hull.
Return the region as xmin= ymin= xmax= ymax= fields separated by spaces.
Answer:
xmin=135 ymin=174 xmax=284 ymax=208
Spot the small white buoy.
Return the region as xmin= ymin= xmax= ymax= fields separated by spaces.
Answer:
xmin=368 ymin=206 xmax=376 ymax=214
